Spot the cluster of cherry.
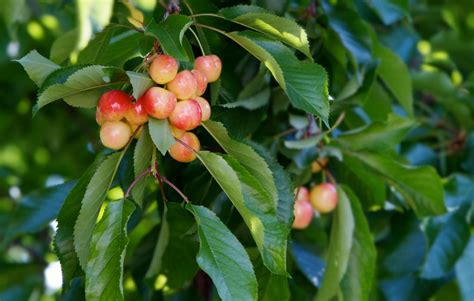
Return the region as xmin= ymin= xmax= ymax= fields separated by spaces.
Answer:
xmin=293 ymin=183 xmax=338 ymax=229
xmin=95 ymin=54 xmax=222 ymax=163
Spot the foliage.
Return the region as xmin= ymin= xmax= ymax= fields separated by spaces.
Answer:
xmin=1 ymin=0 xmax=473 ymax=300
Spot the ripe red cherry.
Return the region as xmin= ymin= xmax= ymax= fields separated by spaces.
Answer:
xmin=295 ymin=187 xmax=309 ymax=203
xmin=100 ymin=121 xmax=132 ymax=150
xmin=191 ymin=69 xmax=208 ymax=96
xmin=126 ymin=98 xmax=148 ymax=125
xmin=169 ymin=132 xmax=200 ymax=163
xmin=168 ymin=99 xmax=202 ymax=131
xmin=98 ymin=90 xmax=132 ymax=121
xmin=142 ymin=87 xmax=177 ymax=119
xmin=310 ymin=183 xmax=338 ymax=213
xmin=167 ymin=70 xmax=198 ymax=100
xmin=149 ymin=54 xmax=179 ymax=84
xmin=292 ymin=200 xmax=313 ymax=229
xmin=194 ymin=55 xmax=222 ymax=83
xmin=194 ymin=97 xmax=211 ymax=121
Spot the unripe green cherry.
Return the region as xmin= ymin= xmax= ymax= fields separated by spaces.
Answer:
xmin=149 ymin=54 xmax=179 ymax=84
xmin=98 ymin=90 xmax=132 ymax=121
xmin=168 ymin=99 xmax=202 ymax=131
xmin=194 ymin=97 xmax=211 ymax=121
xmin=169 ymin=132 xmax=200 ymax=163
xmin=310 ymin=183 xmax=338 ymax=213
xmin=142 ymin=87 xmax=177 ymax=119
xmin=167 ymin=70 xmax=198 ymax=100
xmin=100 ymin=121 xmax=132 ymax=150
xmin=194 ymin=55 xmax=222 ymax=83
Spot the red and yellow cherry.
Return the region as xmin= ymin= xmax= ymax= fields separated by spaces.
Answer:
xmin=191 ymin=69 xmax=208 ymax=97
xmin=96 ymin=107 xmax=105 ymax=125
xmin=100 ymin=121 xmax=132 ymax=150
xmin=295 ymin=187 xmax=309 ymax=203
xmin=169 ymin=99 xmax=202 ymax=131
xmin=194 ymin=97 xmax=211 ymax=121
xmin=126 ymin=98 xmax=148 ymax=125
xmin=310 ymin=183 xmax=338 ymax=213
xmin=312 ymin=157 xmax=329 ymax=173
xmin=167 ymin=70 xmax=198 ymax=100
xmin=170 ymin=124 xmax=185 ymax=139
xmin=194 ymin=55 xmax=222 ymax=83
xmin=169 ymin=132 xmax=200 ymax=163
xmin=149 ymin=54 xmax=179 ymax=84
xmin=142 ymin=87 xmax=177 ymax=119
xmin=98 ymin=90 xmax=132 ymax=121
xmin=292 ymin=200 xmax=313 ymax=229
xmin=128 ymin=122 xmax=143 ymax=139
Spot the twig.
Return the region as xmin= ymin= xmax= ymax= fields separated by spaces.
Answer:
xmin=160 ymin=176 xmax=190 ymax=203
xmin=153 ymin=163 xmax=168 ymax=202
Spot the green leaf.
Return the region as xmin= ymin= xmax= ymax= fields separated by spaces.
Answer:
xmin=456 ymin=236 xmax=474 ymax=300
xmin=336 ymin=114 xmax=417 ymax=152
xmin=249 ymin=142 xmax=295 ymax=227
xmin=375 ymin=44 xmax=414 ymax=116
xmin=221 ymin=88 xmax=270 ymax=110
xmin=315 ymin=186 xmax=354 ymax=301
xmin=202 ymin=120 xmax=278 ymax=206
xmin=146 ymin=15 xmax=192 ymax=61
xmin=368 ymin=0 xmax=409 ymax=25
xmin=4 ymin=182 xmax=75 ymax=244
xmin=126 ymin=71 xmax=154 ymax=100
xmin=421 ymin=208 xmax=470 ymax=279
xmin=248 ymin=248 xmax=290 ymax=301
xmin=145 ymin=203 xmax=199 ymax=289
xmin=197 ymin=151 xmax=289 ymax=275
xmin=78 ymin=25 xmax=148 ymax=67
xmin=16 ymin=50 xmax=60 ymax=87
xmin=284 ymin=133 xmax=325 ymax=150
xmin=187 ymin=204 xmax=258 ymax=301
xmin=291 ymin=242 xmax=325 ymax=288
xmin=226 ymin=31 xmax=329 ymax=123
xmin=131 ymin=125 xmax=153 ymax=207
xmin=54 ymin=155 xmax=106 ymax=288
xmin=219 ymin=5 xmax=312 ymax=59
xmin=76 ymin=0 xmax=114 ymax=51
xmin=74 ymin=152 xmax=123 ymax=269
xmin=51 ymin=29 xmax=78 ymax=64
xmin=445 ymin=173 xmax=474 ymax=207
xmin=36 ymin=65 xmax=127 ymax=112
xmin=85 ymin=199 xmax=135 ymax=301
xmin=340 ymin=186 xmax=377 ymax=301
xmin=345 ymin=151 xmax=446 ymax=217
xmin=149 ymin=118 xmax=175 ymax=156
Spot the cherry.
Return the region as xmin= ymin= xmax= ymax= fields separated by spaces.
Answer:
xmin=292 ymin=199 xmax=313 ymax=229
xmin=167 ymin=70 xmax=198 ymax=100
xmin=168 ymin=99 xmax=202 ymax=131
xmin=194 ymin=97 xmax=211 ymax=121
xmin=295 ymin=187 xmax=309 ymax=203
xmin=97 ymin=90 xmax=132 ymax=121
xmin=142 ymin=87 xmax=177 ymax=119
xmin=100 ymin=121 xmax=132 ymax=150
xmin=126 ymin=98 xmax=148 ymax=125
xmin=169 ymin=132 xmax=200 ymax=163
xmin=310 ymin=183 xmax=338 ymax=213
xmin=149 ymin=54 xmax=179 ymax=84
xmin=128 ymin=122 xmax=143 ymax=139
xmin=96 ymin=107 xmax=105 ymax=125
xmin=170 ymin=124 xmax=185 ymax=139
xmin=191 ymin=69 xmax=208 ymax=96
xmin=194 ymin=55 xmax=222 ymax=83
xmin=312 ymin=157 xmax=328 ymax=173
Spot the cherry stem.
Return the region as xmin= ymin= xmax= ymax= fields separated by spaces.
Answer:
xmin=324 ymin=169 xmax=337 ymax=185
xmin=125 ymin=167 xmax=152 ymax=198
xmin=152 ymin=163 xmax=189 ymax=204
xmin=175 ymin=137 xmax=198 ymax=154
xmin=153 ymin=163 xmax=168 ymax=203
